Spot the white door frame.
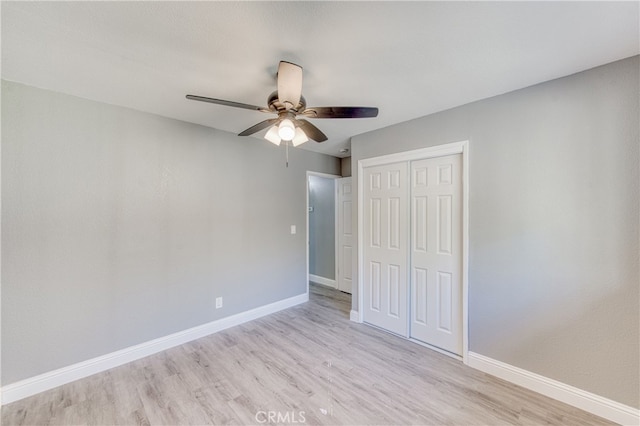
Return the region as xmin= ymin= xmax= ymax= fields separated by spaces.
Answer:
xmin=357 ymin=140 xmax=470 ymax=363
xmin=306 ymin=171 xmax=341 ymax=295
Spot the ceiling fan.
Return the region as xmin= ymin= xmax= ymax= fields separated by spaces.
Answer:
xmin=186 ymin=61 xmax=379 ymax=147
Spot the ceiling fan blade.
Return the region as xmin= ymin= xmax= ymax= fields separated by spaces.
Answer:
xmin=238 ymin=118 xmax=280 ymax=136
xmin=302 ymin=106 xmax=379 ymax=119
xmin=296 ymin=119 xmax=328 ymax=142
xmin=186 ymin=95 xmax=270 ymax=112
xmin=277 ymin=61 xmax=303 ymax=110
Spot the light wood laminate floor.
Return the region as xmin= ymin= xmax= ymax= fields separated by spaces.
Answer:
xmin=2 ymin=284 xmax=612 ymax=425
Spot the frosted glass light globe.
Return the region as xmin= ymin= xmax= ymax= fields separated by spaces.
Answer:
xmin=278 ymin=119 xmax=296 ymax=141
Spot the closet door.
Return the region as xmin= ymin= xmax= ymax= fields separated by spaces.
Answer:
xmin=410 ymin=154 xmax=462 ymax=355
xmin=363 ymin=162 xmax=409 ymax=336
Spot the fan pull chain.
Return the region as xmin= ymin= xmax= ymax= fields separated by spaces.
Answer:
xmin=285 ymin=140 xmax=289 ymax=168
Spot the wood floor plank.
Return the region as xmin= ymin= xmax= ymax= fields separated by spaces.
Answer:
xmin=1 ymin=284 xmax=613 ymax=425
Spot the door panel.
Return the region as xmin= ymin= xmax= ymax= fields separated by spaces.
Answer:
xmin=370 ymin=198 xmax=381 ymax=247
xmin=437 ymin=195 xmax=453 ymax=254
xmin=437 ymin=271 xmax=452 ymax=332
xmin=370 ymin=261 xmax=381 ymax=311
xmin=412 ymin=267 xmax=428 ymax=325
xmin=363 ymin=162 xmax=408 ymax=336
xmin=337 ymin=177 xmax=353 ymax=293
xmin=413 ymin=196 xmax=428 ymax=252
xmin=388 ymin=264 xmax=400 ymax=317
xmin=388 ymin=197 xmax=401 ymax=249
xmin=410 ymin=154 xmax=462 ymax=355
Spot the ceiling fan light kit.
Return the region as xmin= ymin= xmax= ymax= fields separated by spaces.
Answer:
xmin=277 ymin=118 xmax=296 ymax=141
xmin=186 ymin=60 xmax=379 ymax=151
xmin=292 ymin=127 xmax=309 ymax=147
xmin=264 ymin=126 xmax=282 ymax=146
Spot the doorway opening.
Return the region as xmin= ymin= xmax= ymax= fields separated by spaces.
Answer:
xmin=307 ymin=172 xmax=339 ymax=290
xmin=306 ymin=170 xmax=353 ymax=296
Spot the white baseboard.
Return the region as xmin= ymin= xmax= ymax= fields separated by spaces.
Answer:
xmin=350 ymin=310 xmax=360 ymax=323
xmin=467 ymin=352 xmax=639 ymax=425
xmin=1 ymin=293 xmax=309 ymax=405
xmin=309 ymin=274 xmax=336 ymax=288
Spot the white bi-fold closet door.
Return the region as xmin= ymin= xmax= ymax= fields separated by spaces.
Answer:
xmin=363 ymin=162 xmax=409 ymax=336
xmin=363 ymin=154 xmax=462 ymax=356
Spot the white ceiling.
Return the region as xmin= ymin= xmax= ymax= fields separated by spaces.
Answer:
xmin=2 ymin=1 xmax=638 ymax=158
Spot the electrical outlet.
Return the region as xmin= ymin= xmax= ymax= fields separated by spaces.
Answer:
xmin=215 ymin=297 xmax=223 ymax=309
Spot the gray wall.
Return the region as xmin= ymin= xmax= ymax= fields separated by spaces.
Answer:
xmin=340 ymin=157 xmax=351 ymax=177
xmin=351 ymin=56 xmax=639 ymax=408
xmin=1 ymin=80 xmax=340 ymax=385
xmin=308 ymin=175 xmax=335 ymax=280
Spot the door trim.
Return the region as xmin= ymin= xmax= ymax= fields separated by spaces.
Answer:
xmin=306 ymin=171 xmax=341 ymax=296
xmin=357 ymin=140 xmax=469 ymax=363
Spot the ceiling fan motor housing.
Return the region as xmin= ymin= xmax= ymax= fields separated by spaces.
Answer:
xmin=268 ymin=91 xmax=306 ymax=113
